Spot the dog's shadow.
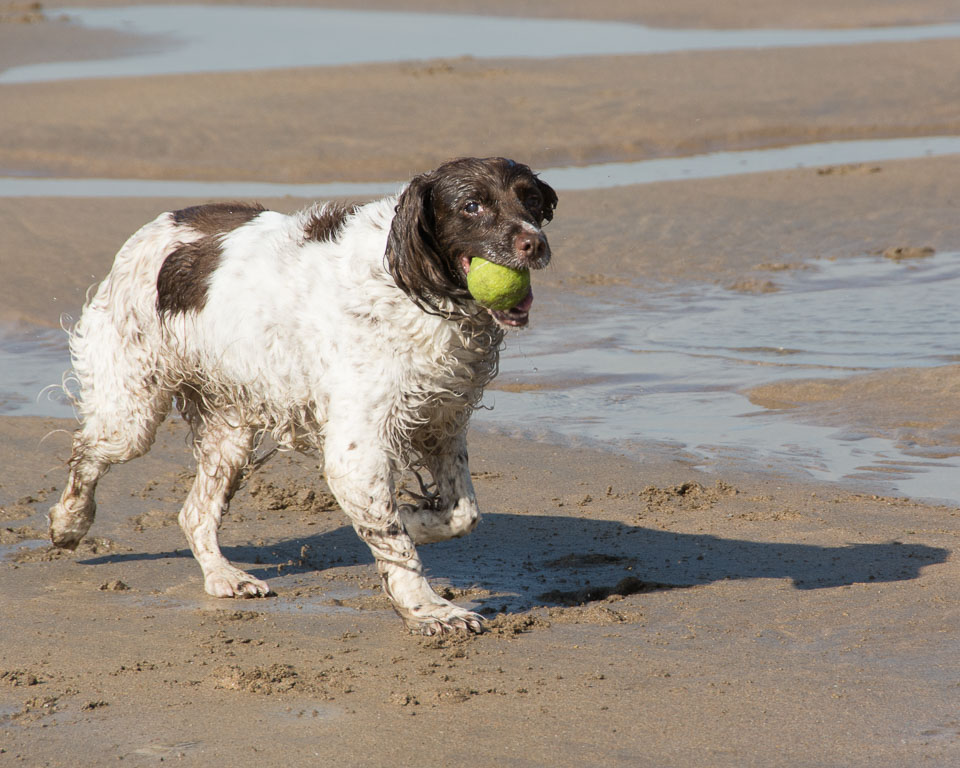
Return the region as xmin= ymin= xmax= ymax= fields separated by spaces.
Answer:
xmin=82 ymin=511 xmax=949 ymax=613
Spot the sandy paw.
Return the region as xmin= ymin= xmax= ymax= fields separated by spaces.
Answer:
xmin=49 ymin=500 xmax=96 ymax=550
xmin=204 ymin=566 xmax=271 ymax=598
xmin=403 ymin=603 xmax=485 ymax=636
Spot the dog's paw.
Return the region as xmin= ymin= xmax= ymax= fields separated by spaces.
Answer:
xmin=402 ymin=602 xmax=485 ymax=636
xmin=204 ymin=566 xmax=271 ymax=598
xmin=49 ymin=499 xmax=96 ymax=550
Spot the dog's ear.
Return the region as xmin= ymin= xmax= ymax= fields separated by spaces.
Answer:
xmin=535 ymin=175 xmax=558 ymax=224
xmin=385 ymin=172 xmax=469 ymax=313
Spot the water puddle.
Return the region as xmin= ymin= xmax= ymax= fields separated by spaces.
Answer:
xmin=543 ymin=136 xmax=960 ymax=190
xmin=2 ymin=136 xmax=960 ymax=199
xmin=0 ymin=325 xmax=72 ymax=417
xmin=0 ymin=538 xmax=49 ymax=561
xmin=476 ymin=252 xmax=960 ymax=503
xmin=4 ymin=6 xmax=960 ymax=83
xmin=0 ymin=175 xmax=399 ymax=199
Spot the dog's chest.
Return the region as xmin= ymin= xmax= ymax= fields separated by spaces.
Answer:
xmin=358 ymin=311 xmax=501 ymax=455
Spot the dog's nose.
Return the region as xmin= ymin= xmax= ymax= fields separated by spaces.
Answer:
xmin=514 ymin=232 xmax=542 ymax=262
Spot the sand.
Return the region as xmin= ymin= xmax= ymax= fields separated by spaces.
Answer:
xmin=1 ymin=1 xmax=959 ymax=765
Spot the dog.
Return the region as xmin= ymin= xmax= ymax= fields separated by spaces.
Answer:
xmin=49 ymin=157 xmax=557 ymax=635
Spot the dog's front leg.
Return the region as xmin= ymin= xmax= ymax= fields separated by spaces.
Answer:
xmin=401 ymin=433 xmax=480 ymax=545
xmin=324 ymin=424 xmax=483 ymax=635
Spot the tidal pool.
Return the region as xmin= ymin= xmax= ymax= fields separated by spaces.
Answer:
xmin=4 ymin=6 xmax=960 ymax=83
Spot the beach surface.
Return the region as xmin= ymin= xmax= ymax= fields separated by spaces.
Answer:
xmin=1 ymin=1 xmax=959 ymax=765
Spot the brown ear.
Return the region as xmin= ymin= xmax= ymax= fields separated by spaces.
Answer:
xmin=535 ymin=175 xmax=558 ymax=224
xmin=385 ymin=173 xmax=470 ymax=313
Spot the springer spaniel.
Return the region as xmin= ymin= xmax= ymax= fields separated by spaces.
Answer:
xmin=49 ymin=157 xmax=557 ymax=635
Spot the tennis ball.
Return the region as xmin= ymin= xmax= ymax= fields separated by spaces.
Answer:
xmin=466 ymin=257 xmax=531 ymax=310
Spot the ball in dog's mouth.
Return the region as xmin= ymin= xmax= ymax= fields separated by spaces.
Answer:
xmin=461 ymin=255 xmax=534 ymax=327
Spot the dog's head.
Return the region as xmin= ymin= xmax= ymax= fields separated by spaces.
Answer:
xmin=386 ymin=157 xmax=557 ymax=328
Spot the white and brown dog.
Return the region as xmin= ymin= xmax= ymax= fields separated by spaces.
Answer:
xmin=49 ymin=157 xmax=557 ymax=635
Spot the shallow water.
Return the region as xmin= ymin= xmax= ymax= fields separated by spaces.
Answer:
xmin=0 ymin=175 xmax=400 ymax=199
xmin=476 ymin=253 xmax=960 ymax=503
xmin=3 ymin=136 xmax=960 ymax=198
xmin=4 ymin=5 xmax=960 ymax=83
xmin=5 ymin=253 xmax=958 ymax=502
xmin=0 ymin=538 xmax=49 ymax=561
xmin=0 ymin=325 xmax=72 ymax=418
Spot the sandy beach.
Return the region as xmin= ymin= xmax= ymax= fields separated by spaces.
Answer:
xmin=2 ymin=1 xmax=959 ymax=765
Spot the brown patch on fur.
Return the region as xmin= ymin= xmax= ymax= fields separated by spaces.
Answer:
xmin=172 ymin=202 xmax=265 ymax=236
xmin=157 ymin=202 xmax=266 ymax=316
xmin=156 ymin=236 xmax=224 ymax=316
xmin=303 ymin=203 xmax=359 ymax=243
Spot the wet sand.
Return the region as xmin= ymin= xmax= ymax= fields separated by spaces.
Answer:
xmin=3 ymin=414 xmax=960 ymax=766
xmin=747 ymin=364 xmax=960 ymax=458
xmin=4 ymin=39 xmax=960 ymax=181
xmin=2 ymin=1 xmax=960 ymax=765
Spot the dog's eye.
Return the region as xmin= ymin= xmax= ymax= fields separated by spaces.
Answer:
xmin=463 ymin=201 xmax=482 ymax=215
xmin=524 ymin=194 xmax=542 ymax=213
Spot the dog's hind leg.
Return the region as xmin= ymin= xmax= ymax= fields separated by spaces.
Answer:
xmin=50 ymin=302 xmax=172 ymax=549
xmin=49 ymin=423 xmax=165 ymax=550
xmin=177 ymin=409 xmax=267 ymax=598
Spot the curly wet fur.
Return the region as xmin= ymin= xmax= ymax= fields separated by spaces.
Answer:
xmin=49 ymin=157 xmax=557 ymax=635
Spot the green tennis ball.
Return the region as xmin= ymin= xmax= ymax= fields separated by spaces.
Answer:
xmin=466 ymin=258 xmax=531 ymax=310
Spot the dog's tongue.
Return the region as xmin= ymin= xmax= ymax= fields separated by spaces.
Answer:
xmin=489 ymin=286 xmax=533 ymax=327
xmin=511 ymin=287 xmax=534 ymax=313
